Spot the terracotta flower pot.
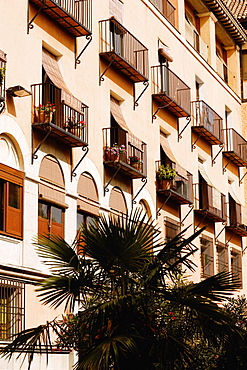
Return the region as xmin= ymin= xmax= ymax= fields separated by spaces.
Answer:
xmin=158 ymin=179 xmax=172 ymax=190
xmin=104 ymin=150 xmax=119 ymax=162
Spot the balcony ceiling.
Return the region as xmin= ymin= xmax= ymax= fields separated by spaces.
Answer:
xmin=32 ymin=122 xmax=88 ymax=147
xmin=29 ymin=0 xmax=91 ymax=37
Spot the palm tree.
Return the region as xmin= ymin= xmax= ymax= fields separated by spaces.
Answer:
xmin=1 ymin=210 xmax=243 ymax=369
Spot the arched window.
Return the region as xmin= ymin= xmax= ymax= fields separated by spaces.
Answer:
xmin=77 ymin=172 xmax=99 ymax=230
xmin=38 ymin=155 xmax=66 ymax=237
xmin=109 ymin=186 xmax=127 ymax=215
xmin=0 ymin=135 xmax=24 ymax=239
xmin=138 ymin=199 xmax=151 ymax=222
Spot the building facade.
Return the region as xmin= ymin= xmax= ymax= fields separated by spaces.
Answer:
xmin=1 ymin=0 xmax=247 ymax=368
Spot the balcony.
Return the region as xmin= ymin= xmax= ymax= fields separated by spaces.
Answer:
xmin=149 ymin=0 xmax=176 ymax=27
xmin=185 ymin=22 xmax=208 ymax=61
xmin=227 ymin=198 xmax=247 ymax=237
xmin=191 ymin=100 xmax=224 ymax=145
xmin=103 ymin=127 xmax=147 ymax=179
xmin=194 ymin=182 xmax=226 ymax=222
xmin=223 ymin=128 xmax=247 ymax=167
xmin=32 ymin=83 xmax=88 ymax=147
xmin=151 ymin=65 xmax=190 ymax=117
xmin=216 ymin=55 xmax=237 ymax=93
xmin=99 ymin=18 xmax=149 ymax=83
xmin=156 ymin=161 xmax=193 ymax=204
xmin=29 ymin=0 xmax=92 ymax=37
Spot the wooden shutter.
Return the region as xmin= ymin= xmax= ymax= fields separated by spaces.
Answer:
xmin=0 ymin=165 xmax=24 ymax=239
xmin=50 ymin=206 xmax=64 ymax=238
xmin=77 ymin=173 xmax=99 ymax=216
xmin=109 ymin=187 xmax=127 ymax=214
xmin=6 ymin=183 xmax=23 ymax=238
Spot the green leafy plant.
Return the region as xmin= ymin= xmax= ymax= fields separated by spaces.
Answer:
xmin=157 ymin=164 xmax=177 ymax=180
xmin=0 ymin=66 xmax=6 ymax=86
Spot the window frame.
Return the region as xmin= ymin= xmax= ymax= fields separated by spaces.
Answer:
xmin=38 ymin=200 xmax=64 ymax=238
xmin=0 ymin=164 xmax=24 ymax=239
xmin=200 ymin=236 xmax=214 ymax=278
xmin=0 ymin=277 xmax=24 ymax=341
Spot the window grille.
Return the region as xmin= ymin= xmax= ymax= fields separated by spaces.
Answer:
xmin=0 ymin=277 xmax=24 ymax=341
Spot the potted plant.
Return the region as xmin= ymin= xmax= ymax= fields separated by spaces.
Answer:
xmin=129 ymin=155 xmax=143 ymax=171
xmin=0 ymin=66 xmax=6 ymax=86
xmin=35 ymin=102 xmax=56 ymax=123
xmin=157 ymin=164 xmax=176 ymax=190
xmin=104 ymin=144 xmax=127 ymax=162
xmin=66 ymin=117 xmax=86 ymax=135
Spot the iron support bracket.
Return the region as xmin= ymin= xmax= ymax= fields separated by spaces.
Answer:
xmin=27 ymin=4 xmax=45 ymax=33
xmin=212 ymin=143 xmax=224 ymax=166
xmin=194 ymin=211 xmax=207 ymax=231
xmin=215 ymin=222 xmax=226 ymax=243
xmin=99 ymin=54 xmax=116 ymax=85
xmin=152 ymin=104 xmax=166 ymax=122
xmin=133 ymin=81 xmax=149 ymax=110
xmin=75 ymin=35 xmax=92 ymax=68
xmin=71 ymin=146 xmax=89 ymax=180
xmin=180 ymin=204 xmax=194 ymax=226
xmin=178 ymin=116 xmax=191 ymax=141
xmin=0 ymin=100 xmax=5 ymax=115
xmin=104 ymin=163 xmax=122 ymax=195
xmin=226 ymin=231 xmax=236 ymax=246
xmin=222 ymin=160 xmax=231 ymax=173
xmin=239 ymin=167 xmax=247 ymax=185
xmin=32 ymin=127 xmax=52 ymax=164
xmin=132 ymin=177 xmax=147 ymax=205
xmin=191 ymin=131 xmax=203 ymax=151
xmin=156 ymin=192 xmax=171 ymax=217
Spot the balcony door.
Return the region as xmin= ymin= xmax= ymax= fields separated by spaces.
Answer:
xmin=199 ymin=173 xmax=209 ymax=210
xmin=110 ymin=20 xmax=124 ymax=56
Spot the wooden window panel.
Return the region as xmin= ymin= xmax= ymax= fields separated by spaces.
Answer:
xmin=38 ymin=202 xmax=64 ymax=238
xmin=51 ymin=206 xmax=64 ymax=238
xmin=6 ymin=183 xmax=22 ymax=238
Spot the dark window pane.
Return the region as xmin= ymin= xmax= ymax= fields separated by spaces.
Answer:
xmin=8 ymin=183 xmax=20 ymax=209
xmin=38 ymin=203 xmax=48 ymax=219
xmin=51 ymin=206 xmax=62 ymax=224
xmin=77 ymin=212 xmax=85 ymax=230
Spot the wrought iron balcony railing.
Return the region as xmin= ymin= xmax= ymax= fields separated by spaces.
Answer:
xmin=32 ymin=83 xmax=88 ymax=147
xmin=0 ymin=50 xmax=7 ymax=114
xmin=29 ymin=0 xmax=92 ymax=36
xmin=149 ymin=0 xmax=176 ymax=27
xmin=191 ymin=100 xmax=224 ymax=145
xmin=156 ymin=161 xmax=193 ymax=204
xmin=151 ymin=65 xmax=190 ymax=117
xmin=223 ymin=128 xmax=247 ymax=167
xmin=185 ymin=22 xmax=208 ymax=61
xmin=194 ymin=183 xmax=226 ymax=222
xmin=227 ymin=200 xmax=247 ymax=237
xmin=103 ymin=127 xmax=147 ymax=179
xmin=99 ymin=18 xmax=149 ymax=83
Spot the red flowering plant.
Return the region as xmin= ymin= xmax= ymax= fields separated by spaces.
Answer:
xmin=129 ymin=155 xmax=143 ymax=164
xmin=67 ymin=117 xmax=86 ymax=128
xmin=36 ymin=102 xmax=56 ymax=112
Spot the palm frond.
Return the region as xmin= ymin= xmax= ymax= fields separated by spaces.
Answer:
xmin=78 ymin=209 xmax=163 ymax=274
xmin=34 ymin=234 xmax=80 ymax=273
xmin=1 ymin=319 xmax=65 ymax=370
